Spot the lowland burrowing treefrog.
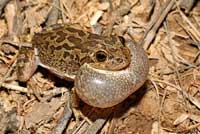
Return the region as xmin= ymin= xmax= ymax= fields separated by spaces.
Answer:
xmin=17 ymin=24 xmax=149 ymax=108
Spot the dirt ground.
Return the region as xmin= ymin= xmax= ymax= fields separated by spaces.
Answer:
xmin=0 ymin=0 xmax=200 ymax=134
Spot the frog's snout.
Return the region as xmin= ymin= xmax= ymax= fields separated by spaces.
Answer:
xmin=105 ymin=57 xmax=130 ymax=70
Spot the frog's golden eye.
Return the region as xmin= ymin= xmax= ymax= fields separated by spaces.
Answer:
xmin=95 ymin=50 xmax=107 ymax=62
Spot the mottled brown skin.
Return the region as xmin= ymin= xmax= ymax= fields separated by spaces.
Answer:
xmin=17 ymin=24 xmax=131 ymax=81
xmin=17 ymin=47 xmax=38 ymax=82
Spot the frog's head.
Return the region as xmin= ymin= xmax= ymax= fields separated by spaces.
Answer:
xmin=86 ymin=35 xmax=131 ymax=71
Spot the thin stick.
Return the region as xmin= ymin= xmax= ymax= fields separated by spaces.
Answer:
xmin=0 ymin=59 xmax=17 ymax=88
xmin=143 ymin=0 xmax=175 ymax=50
xmin=152 ymin=78 xmax=200 ymax=110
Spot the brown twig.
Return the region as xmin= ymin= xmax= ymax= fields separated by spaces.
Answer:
xmin=177 ymin=122 xmax=200 ymax=133
xmin=104 ymin=0 xmax=135 ymax=36
xmin=0 ymin=59 xmax=17 ymax=88
xmin=1 ymin=82 xmax=28 ymax=93
xmin=84 ymin=119 xmax=107 ymax=134
xmin=152 ymin=78 xmax=200 ymax=110
xmin=150 ymin=80 xmax=162 ymax=134
xmin=143 ymin=0 xmax=175 ymax=50
xmin=177 ymin=8 xmax=200 ymax=42
xmin=52 ymin=92 xmax=72 ymax=134
xmin=1 ymin=82 xmax=68 ymax=97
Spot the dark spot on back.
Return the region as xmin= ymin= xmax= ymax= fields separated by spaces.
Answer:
xmin=88 ymin=34 xmax=104 ymax=40
xmin=45 ymin=41 xmax=50 ymax=46
xmin=54 ymin=45 xmax=63 ymax=50
xmin=56 ymin=35 xmax=66 ymax=43
xmin=80 ymin=56 xmax=94 ymax=65
xmin=67 ymin=36 xmax=82 ymax=45
xmin=70 ymin=54 xmax=74 ymax=59
xmin=66 ymin=27 xmax=86 ymax=36
xmin=50 ymin=35 xmax=57 ymax=40
xmin=63 ymin=43 xmax=72 ymax=50
xmin=49 ymin=45 xmax=56 ymax=52
xmin=63 ymin=51 xmax=70 ymax=58
xmin=55 ymin=30 xmax=68 ymax=43
xmin=57 ymin=31 xmax=68 ymax=36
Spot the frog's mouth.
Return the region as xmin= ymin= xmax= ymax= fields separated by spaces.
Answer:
xmin=106 ymin=57 xmax=131 ymax=71
xmin=88 ymin=57 xmax=131 ymax=71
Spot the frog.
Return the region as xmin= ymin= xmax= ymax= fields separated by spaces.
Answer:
xmin=17 ymin=24 xmax=131 ymax=83
xmin=17 ymin=23 xmax=149 ymax=133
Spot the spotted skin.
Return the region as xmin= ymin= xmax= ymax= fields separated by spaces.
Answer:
xmin=17 ymin=24 xmax=148 ymax=108
xmin=17 ymin=24 xmax=131 ymax=81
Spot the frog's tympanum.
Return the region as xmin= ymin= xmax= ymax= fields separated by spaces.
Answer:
xmin=17 ymin=24 xmax=149 ymax=108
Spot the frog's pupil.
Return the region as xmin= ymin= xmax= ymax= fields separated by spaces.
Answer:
xmin=95 ymin=51 xmax=107 ymax=62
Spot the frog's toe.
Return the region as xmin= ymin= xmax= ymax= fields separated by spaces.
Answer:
xmin=70 ymin=88 xmax=92 ymax=124
xmin=71 ymin=107 xmax=92 ymax=124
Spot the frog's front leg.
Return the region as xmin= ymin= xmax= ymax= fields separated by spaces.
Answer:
xmin=17 ymin=46 xmax=39 ymax=82
xmin=70 ymin=87 xmax=92 ymax=124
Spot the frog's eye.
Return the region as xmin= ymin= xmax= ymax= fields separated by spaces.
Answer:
xmin=118 ymin=36 xmax=126 ymax=46
xmin=95 ymin=50 xmax=107 ymax=62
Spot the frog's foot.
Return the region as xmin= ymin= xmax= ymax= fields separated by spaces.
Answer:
xmin=71 ymin=88 xmax=92 ymax=124
xmin=71 ymin=107 xmax=92 ymax=124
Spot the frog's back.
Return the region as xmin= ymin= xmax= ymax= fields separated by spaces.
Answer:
xmin=33 ymin=24 xmax=90 ymax=79
xmin=32 ymin=24 xmax=131 ymax=80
